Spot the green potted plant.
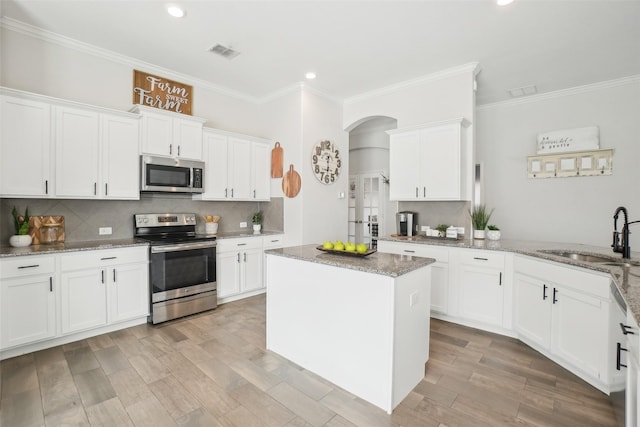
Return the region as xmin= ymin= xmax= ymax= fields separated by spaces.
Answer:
xmin=10 ymin=206 xmax=32 ymax=247
xmin=435 ymin=224 xmax=449 ymax=238
xmin=252 ymin=210 xmax=263 ymax=233
xmin=487 ymin=224 xmax=501 ymax=241
xmin=468 ymin=204 xmax=493 ymax=240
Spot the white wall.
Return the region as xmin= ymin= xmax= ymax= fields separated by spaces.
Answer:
xmin=476 ymin=77 xmax=640 ymax=250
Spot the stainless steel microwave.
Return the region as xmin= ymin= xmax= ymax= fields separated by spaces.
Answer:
xmin=140 ymin=155 xmax=204 ymax=193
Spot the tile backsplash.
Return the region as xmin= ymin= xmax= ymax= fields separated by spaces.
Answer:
xmin=1 ymin=195 xmax=283 ymax=244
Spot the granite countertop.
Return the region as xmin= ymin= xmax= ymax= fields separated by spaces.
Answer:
xmin=0 ymin=230 xmax=285 ymax=258
xmin=264 ymin=244 xmax=435 ymax=278
xmin=0 ymin=238 xmax=148 ymax=258
xmin=379 ymin=235 xmax=640 ymax=325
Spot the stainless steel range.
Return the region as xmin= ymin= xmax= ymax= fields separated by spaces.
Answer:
xmin=134 ymin=213 xmax=217 ymax=324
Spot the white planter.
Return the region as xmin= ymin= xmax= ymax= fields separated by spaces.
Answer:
xmin=9 ymin=234 xmax=32 ymax=247
xmin=486 ymin=230 xmax=501 ymax=241
xmin=253 ymin=224 xmax=262 ymax=233
xmin=473 ymin=229 xmax=486 ymax=240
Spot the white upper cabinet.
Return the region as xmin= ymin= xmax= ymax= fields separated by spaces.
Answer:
xmin=100 ymin=114 xmax=140 ymax=199
xmin=0 ymin=94 xmax=53 ymax=197
xmin=198 ymin=128 xmax=271 ymax=201
xmin=388 ymin=118 xmax=470 ymax=201
xmin=133 ymin=105 xmax=206 ymax=160
xmin=55 ymin=106 xmax=100 ymax=197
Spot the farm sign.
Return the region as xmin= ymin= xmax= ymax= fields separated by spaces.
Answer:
xmin=133 ymin=70 xmax=192 ymax=115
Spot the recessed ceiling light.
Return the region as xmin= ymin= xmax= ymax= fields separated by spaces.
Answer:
xmin=167 ymin=5 xmax=185 ymax=18
xmin=305 ymin=72 xmax=317 ymax=80
xmin=497 ymin=0 xmax=514 ymax=5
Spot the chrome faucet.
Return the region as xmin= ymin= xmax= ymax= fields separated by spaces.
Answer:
xmin=612 ymin=206 xmax=640 ymax=259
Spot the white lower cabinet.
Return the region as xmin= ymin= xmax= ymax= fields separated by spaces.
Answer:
xmin=625 ymin=310 xmax=640 ymax=426
xmin=0 ymin=256 xmax=56 ymax=349
xmin=217 ymin=237 xmax=263 ymax=301
xmin=377 ymin=240 xmax=449 ymax=314
xmin=513 ymin=255 xmax=612 ymax=392
xmin=455 ymin=249 xmax=506 ymax=328
xmin=59 ymin=247 xmax=148 ymax=334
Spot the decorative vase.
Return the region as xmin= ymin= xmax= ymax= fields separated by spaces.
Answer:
xmin=9 ymin=234 xmax=32 ymax=248
xmin=486 ymin=230 xmax=501 ymax=241
xmin=473 ymin=229 xmax=486 ymax=240
xmin=253 ymin=224 xmax=262 ymax=233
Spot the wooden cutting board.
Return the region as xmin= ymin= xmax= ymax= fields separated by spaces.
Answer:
xmin=29 ymin=215 xmax=65 ymax=244
xmin=282 ymin=164 xmax=301 ymax=198
xmin=271 ymin=141 xmax=283 ymax=178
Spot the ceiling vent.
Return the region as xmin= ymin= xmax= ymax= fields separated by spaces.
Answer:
xmin=208 ymin=44 xmax=240 ymax=60
xmin=508 ymin=84 xmax=537 ymax=98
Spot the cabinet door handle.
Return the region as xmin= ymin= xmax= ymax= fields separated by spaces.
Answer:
xmin=105 ymin=183 xmax=108 ymax=196
xmin=45 ymin=180 xmax=49 ymax=195
xmin=231 ymin=188 xmax=234 ymax=198
xmin=94 ymin=182 xmax=97 ymax=195
xmin=101 ymin=270 xmax=105 ymax=284
xmin=254 ymin=189 xmax=256 ymax=198
xmin=49 ymin=276 xmax=53 ymax=292
xmin=423 ymin=187 xmax=426 ymax=197
xmin=237 ymin=253 xmax=240 ymax=263
xmin=225 ymin=188 xmax=228 ymax=198
xmin=18 ymin=264 xmax=40 ymax=269
xmin=169 ymin=144 xmax=172 ymax=155
xmin=244 ymin=252 xmax=247 ymax=262
xmin=113 ymin=269 xmax=116 ymax=282
xmin=415 ymin=187 xmax=418 ymax=198
xmin=553 ymin=288 xmax=558 ymax=304
xmin=403 ymin=249 xmax=416 ymax=253
xmin=620 ymin=323 xmax=636 ymax=335
xmin=617 ymin=342 xmax=628 ymax=370
xmin=473 ymin=257 xmax=489 ymax=261
xmin=499 ymin=272 xmax=502 ymax=286
xmin=543 ymin=284 xmax=548 ymax=300
xmin=177 ymin=145 xmax=181 ymax=156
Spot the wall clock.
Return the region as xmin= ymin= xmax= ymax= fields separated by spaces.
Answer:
xmin=312 ymin=140 xmax=341 ymax=184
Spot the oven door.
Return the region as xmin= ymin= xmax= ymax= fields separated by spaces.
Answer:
xmin=149 ymin=241 xmax=216 ymax=302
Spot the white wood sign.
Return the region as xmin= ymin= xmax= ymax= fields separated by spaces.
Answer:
xmin=537 ymin=126 xmax=599 ymax=154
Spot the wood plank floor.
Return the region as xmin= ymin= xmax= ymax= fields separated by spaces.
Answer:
xmin=0 ymin=294 xmax=619 ymax=426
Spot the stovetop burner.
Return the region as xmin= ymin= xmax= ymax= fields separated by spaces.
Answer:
xmin=134 ymin=213 xmax=216 ymax=245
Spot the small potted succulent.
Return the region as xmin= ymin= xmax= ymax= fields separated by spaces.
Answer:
xmin=10 ymin=206 xmax=33 ymax=247
xmin=486 ymin=225 xmax=501 ymax=241
xmin=252 ymin=210 xmax=263 ymax=233
xmin=468 ymin=204 xmax=493 ymax=240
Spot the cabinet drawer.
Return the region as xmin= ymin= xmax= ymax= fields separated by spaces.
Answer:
xmin=263 ymin=235 xmax=285 ymax=249
xmin=0 ymin=255 xmax=55 ymax=279
xmin=458 ymin=249 xmax=505 ymax=269
xmin=60 ymin=246 xmax=147 ymax=271
xmin=217 ymin=237 xmax=263 ymax=253
xmin=378 ymin=241 xmax=449 ymax=262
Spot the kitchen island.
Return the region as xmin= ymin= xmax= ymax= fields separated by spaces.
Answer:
xmin=264 ymin=244 xmax=434 ymax=414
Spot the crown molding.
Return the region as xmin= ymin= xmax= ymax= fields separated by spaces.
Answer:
xmin=343 ymin=62 xmax=481 ymax=106
xmin=477 ymin=75 xmax=640 ymax=110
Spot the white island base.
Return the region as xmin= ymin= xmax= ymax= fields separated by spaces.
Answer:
xmin=265 ymin=248 xmax=432 ymax=414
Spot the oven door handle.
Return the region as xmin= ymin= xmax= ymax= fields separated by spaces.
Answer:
xmin=151 ymin=241 xmax=217 ymax=253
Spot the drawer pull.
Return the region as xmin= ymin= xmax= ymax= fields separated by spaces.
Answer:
xmin=404 ymin=250 xmax=416 ymax=253
xmin=18 ymin=264 xmax=40 ymax=269
xmin=620 ymin=323 xmax=635 ymax=335
xmin=271 ymin=240 xmax=280 ymax=243
xmin=237 ymin=243 xmax=247 ymax=246
xmin=101 ymin=256 xmax=117 ymax=261
xmin=473 ymin=257 xmax=489 ymax=261
xmin=617 ymin=342 xmax=628 ymax=370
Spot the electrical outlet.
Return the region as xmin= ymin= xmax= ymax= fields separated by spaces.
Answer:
xmin=99 ymin=227 xmax=112 ymax=235
xmin=409 ymin=292 xmax=419 ymax=307
xmin=240 ymin=222 xmax=247 ymax=228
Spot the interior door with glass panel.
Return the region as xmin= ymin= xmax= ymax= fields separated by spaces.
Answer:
xmin=348 ymin=173 xmax=383 ymax=248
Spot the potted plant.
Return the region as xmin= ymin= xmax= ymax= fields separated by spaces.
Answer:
xmin=435 ymin=224 xmax=449 ymax=238
xmin=10 ymin=206 xmax=32 ymax=247
xmin=252 ymin=210 xmax=263 ymax=233
xmin=486 ymin=224 xmax=501 ymax=241
xmin=468 ymin=204 xmax=493 ymax=240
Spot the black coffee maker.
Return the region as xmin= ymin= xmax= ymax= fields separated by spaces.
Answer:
xmin=396 ymin=211 xmax=418 ymax=236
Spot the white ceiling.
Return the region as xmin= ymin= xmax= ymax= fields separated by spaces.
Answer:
xmin=2 ymin=0 xmax=639 ymax=105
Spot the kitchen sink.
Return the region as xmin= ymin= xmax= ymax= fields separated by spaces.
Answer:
xmin=602 ymin=261 xmax=640 ymax=268
xmin=539 ymin=250 xmax=616 ymax=263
